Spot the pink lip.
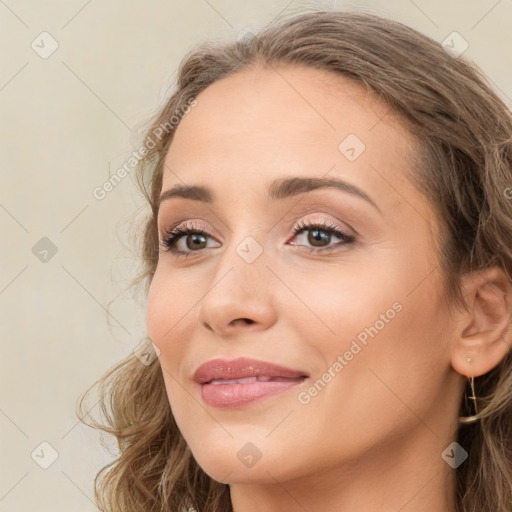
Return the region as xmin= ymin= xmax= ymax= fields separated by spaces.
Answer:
xmin=193 ymin=357 xmax=309 ymax=408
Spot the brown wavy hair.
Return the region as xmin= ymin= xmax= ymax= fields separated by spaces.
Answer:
xmin=78 ymin=6 xmax=512 ymax=512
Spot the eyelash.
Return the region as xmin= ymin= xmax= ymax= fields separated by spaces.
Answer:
xmin=160 ymin=219 xmax=356 ymax=258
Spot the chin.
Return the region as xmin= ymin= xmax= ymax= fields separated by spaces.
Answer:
xmin=184 ymin=433 xmax=272 ymax=481
xmin=200 ymin=461 xmax=283 ymax=486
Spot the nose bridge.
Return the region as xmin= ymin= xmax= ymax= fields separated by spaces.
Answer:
xmin=210 ymin=228 xmax=270 ymax=299
xmin=197 ymin=225 xmax=277 ymax=333
xmin=216 ymin=212 xmax=272 ymax=277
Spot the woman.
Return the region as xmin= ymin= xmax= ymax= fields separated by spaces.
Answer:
xmin=79 ymin=7 xmax=512 ymax=512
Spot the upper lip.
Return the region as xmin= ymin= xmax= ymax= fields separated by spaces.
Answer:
xmin=193 ymin=357 xmax=310 ymax=384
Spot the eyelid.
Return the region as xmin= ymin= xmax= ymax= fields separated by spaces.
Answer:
xmin=289 ymin=211 xmax=355 ymax=234
xmin=283 ymin=206 xmax=360 ymax=237
xmin=160 ymin=220 xmax=212 ymax=243
xmin=160 ymin=219 xmax=211 ymax=238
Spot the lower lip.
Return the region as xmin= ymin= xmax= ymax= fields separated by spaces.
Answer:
xmin=200 ymin=378 xmax=307 ymax=408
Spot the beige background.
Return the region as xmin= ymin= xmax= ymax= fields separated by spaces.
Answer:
xmin=1 ymin=0 xmax=510 ymax=510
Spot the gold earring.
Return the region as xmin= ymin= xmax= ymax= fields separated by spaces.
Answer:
xmin=459 ymin=356 xmax=479 ymax=424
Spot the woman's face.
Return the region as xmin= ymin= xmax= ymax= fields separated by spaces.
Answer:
xmin=146 ymin=64 xmax=463 ymax=486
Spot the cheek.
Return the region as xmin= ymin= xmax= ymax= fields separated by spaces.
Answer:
xmin=146 ymin=268 xmax=195 ymax=368
xmin=288 ymin=256 xmax=450 ymax=416
xmin=279 ymin=259 xmax=403 ymax=348
xmin=146 ymin=271 xmax=197 ymax=419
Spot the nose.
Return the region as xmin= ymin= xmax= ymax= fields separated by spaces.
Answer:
xmin=197 ymin=241 xmax=278 ymax=337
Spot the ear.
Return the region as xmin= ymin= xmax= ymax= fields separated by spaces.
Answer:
xmin=451 ymin=266 xmax=512 ymax=378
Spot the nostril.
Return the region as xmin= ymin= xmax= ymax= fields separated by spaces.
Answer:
xmin=231 ymin=318 xmax=254 ymax=326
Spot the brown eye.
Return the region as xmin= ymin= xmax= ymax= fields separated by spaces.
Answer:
xmin=290 ymin=220 xmax=356 ymax=253
xmin=160 ymin=221 xmax=219 ymax=257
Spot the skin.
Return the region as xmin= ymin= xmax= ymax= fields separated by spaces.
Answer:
xmin=146 ymin=63 xmax=511 ymax=512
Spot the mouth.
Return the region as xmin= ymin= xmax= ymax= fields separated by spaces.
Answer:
xmin=193 ymin=356 xmax=309 ymax=384
xmin=207 ymin=375 xmax=305 ymax=385
xmin=193 ymin=357 xmax=309 ymax=408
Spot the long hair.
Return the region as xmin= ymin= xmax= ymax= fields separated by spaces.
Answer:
xmin=78 ymin=7 xmax=512 ymax=512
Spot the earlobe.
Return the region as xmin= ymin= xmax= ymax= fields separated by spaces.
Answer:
xmin=451 ymin=267 xmax=512 ymax=378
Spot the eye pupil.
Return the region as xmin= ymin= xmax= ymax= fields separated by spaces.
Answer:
xmin=308 ymin=229 xmax=330 ymax=247
xmin=187 ymin=233 xmax=207 ymax=250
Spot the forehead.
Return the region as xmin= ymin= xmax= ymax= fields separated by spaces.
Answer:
xmin=166 ymin=64 xmax=402 ymax=159
xmin=161 ymin=64 xmax=429 ymax=223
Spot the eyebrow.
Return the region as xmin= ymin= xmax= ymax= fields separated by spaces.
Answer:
xmin=157 ymin=177 xmax=380 ymax=213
